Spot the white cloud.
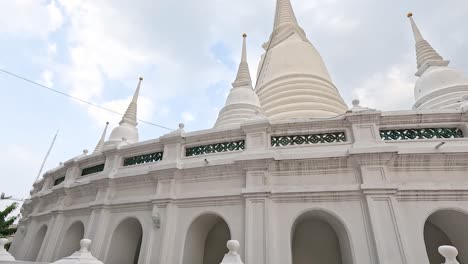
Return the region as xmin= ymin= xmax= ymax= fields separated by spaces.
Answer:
xmin=351 ymin=62 xmax=416 ymax=111
xmin=0 ymin=144 xmax=42 ymax=200
xmin=48 ymin=43 xmax=57 ymax=56
xmin=181 ymin=112 xmax=195 ymax=123
xmin=39 ymin=70 xmax=54 ymax=87
xmin=0 ymin=0 xmax=64 ymax=37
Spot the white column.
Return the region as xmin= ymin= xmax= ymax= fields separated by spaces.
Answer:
xmin=157 ymin=203 xmax=178 ymax=264
xmin=244 ymin=193 xmax=269 ymax=264
xmin=86 ymin=206 xmax=111 ymax=260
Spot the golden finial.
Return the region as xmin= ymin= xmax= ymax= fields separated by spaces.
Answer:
xmin=243 ymin=33 xmax=247 ymax=38
xmin=407 ymin=12 xmax=413 ymax=18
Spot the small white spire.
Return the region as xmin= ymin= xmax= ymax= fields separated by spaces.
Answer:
xmin=214 ymin=34 xmax=264 ymax=128
xmin=407 ymin=13 xmax=424 ymax=42
xmin=121 ymin=77 xmax=143 ymax=126
xmin=407 ymin=13 xmax=449 ymax=76
xmin=274 ymin=0 xmax=299 ymax=31
xmin=107 ymin=77 xmax=143 ymax=145
xmin=233 ymin=34 xmax=252 ymax=86
xmin=93 ymin=122 xmax=109 ymax=153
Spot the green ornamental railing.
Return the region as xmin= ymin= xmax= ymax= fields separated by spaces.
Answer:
xmin=53 ymin=176 xmax=65 ymax=186
xmin=271 ymin=132 xmax=347 ymax=147
xmin=123 ymin=152 xmax=163 ymax=167
xmin=186 ymin=140 xmax=245 ymax=157
xmin=380 ymin=128 xmax=464 ymax=141
xmin=81 ymin=164 xmax=105 ymax=176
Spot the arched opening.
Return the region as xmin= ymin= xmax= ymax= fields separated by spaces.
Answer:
xmin=291 ymin=210 xmax=353 ymax=264
xmin=182 ymin=214 xmax=231 ymax=264
xmin=25 ymin=225 xmax=47 ymax=261
xmin=56 ymin=221 xmax=85 ymax=260
xmin=106 ymin=218 xmax=143 ymax=264
xmin=424 ymin=210 xmax=468 ymax=264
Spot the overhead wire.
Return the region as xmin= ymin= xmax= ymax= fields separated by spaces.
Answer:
xmin=0 ymin=68 xmax=174 ymax=131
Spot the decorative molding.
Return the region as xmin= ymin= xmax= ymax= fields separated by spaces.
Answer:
xmin=271 ymin=132 xmax=346 ymax=147
xmin=270 ymin=191 xmax=361 ymax=203
xmin=174 ymin=195 xmax=242 ymax=208
xmin=380 ymin=127 xmax=464 ymax=141
xmin=123 ymin=152 xmax=163 ymax=167
xmin=186 ymin=140 xmax=245 ymax=157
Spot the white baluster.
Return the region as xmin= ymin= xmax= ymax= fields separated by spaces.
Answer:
xmin=220 ymin=240 xmax=244 ymax=264
xmin=0 ymin=238 xmax=15 ymax=261
xmin=51 ymin=239 xmax=103 ymax=264
xmin=439 ymin=245 xmax=460 ymax=264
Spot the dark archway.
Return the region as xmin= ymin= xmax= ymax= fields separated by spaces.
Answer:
xmin=182 ymin=214 xmax=231 ymax=264
xmin=56 ymin=221 xmax=85 ymax=260
xmin=424 ymin=210 xmax=468 ymax=264
xmin=106 ymin=218 xmax=143 ymax=264
xmin=291 ymin=210 xmax=353 ymax=264
xmin=25 ymin=225 xmax=47 ymax=261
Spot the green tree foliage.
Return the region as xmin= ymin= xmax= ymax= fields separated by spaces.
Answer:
xmin=0 ymin=203 xmax=18 ymax=237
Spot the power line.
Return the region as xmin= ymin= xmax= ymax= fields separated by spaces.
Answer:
xmin=0 ymin=68 xmax=173 ymax=131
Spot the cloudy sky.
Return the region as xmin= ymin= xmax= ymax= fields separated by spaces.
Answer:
xmin=1 ymin=0 xmax=467 ymax=209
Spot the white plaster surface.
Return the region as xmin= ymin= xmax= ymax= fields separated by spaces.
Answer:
xmin=7 ymin=2 xmax=468 ymax=264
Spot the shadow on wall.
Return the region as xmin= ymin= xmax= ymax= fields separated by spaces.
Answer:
xmin=291 ymin=210 xmax=353 ymax=264
xmin=105 ymin=218 xmax=143 ymax=264
xmin=183 ymin=213 xmax=231 ymax=264
xmin=25 ymin=225 xmax=48 ymax=262
xmin=55 ymin=221 xmax=84 ymax=260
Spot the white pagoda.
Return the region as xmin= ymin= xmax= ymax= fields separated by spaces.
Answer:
xmin=8 ymin=1 xmax=468 ymax=264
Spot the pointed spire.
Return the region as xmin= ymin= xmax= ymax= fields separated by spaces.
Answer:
xmin=273 ymin=0 xmax=299 ymax=31
xmin=233 ymin=34 xmax=252 ymax=86
xmin=94 ymin=122 xmax=109 ymax=153
xmin=407 ymin=13 xmax=424 ymax=42
xmin=214 ymin=34 xmax=264 ymax=128
xmin=407 ymin=13 xmax=449 ymax=76
xmin=107 ymin=77 xmax=143 ymax=145
xmin=120 ymin=77 xmax=143 ymax=126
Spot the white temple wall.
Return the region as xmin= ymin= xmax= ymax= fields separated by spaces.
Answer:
xmin=10 ymin=111 xmax=468 ymax=264
xmin=268 ymin=199 xmax=374 ymax=264
xmin=397 ymin=201 xmax=468 ymax=264
xmin=19 ymin=219 xmax=51 ymax=262
xmin=168 ymin=204 xmax=244 ymax=264
xmin=53 ymin=220 xmax=85 ymax=260
xmin=51 ymin=215 xmax=88 ymax=261
xmin=99 ymin=210 xmax=154 ymax=264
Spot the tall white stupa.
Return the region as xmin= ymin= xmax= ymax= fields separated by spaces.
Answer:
xmin=255 ymin=0 xmax=348 ymax=120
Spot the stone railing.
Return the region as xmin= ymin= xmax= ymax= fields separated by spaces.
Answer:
xmin=185 ymin=140 xmax=245 ymax=157
xmin=123 ymin=151 xmax=163 ymax=167
xmin=271 ymin=131 xmax=347 ymax=147
xmin=380 ymin=127 xmax=464 ymax=141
